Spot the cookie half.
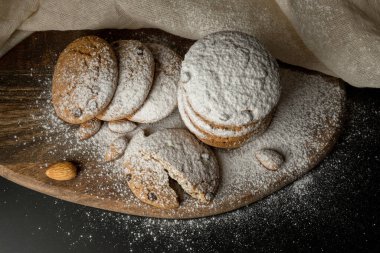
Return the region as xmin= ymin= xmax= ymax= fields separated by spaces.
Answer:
xmin=125 ymin=153 xmax=179 ymax=209
xmin=124 ymin=129 xmax=219 ymax=208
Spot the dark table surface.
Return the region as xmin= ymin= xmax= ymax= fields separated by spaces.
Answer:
xmin=0 ymin=31 xmax=380 ymax=253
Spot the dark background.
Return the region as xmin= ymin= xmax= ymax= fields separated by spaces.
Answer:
xmin=1 ymin=84 xmax=379 ymax=253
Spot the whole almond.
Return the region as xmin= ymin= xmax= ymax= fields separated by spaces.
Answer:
xmin=45 ymin=162 xmax=77 ymax=181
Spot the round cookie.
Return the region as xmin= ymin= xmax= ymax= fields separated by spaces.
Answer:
xmin=124 ymin=129 xmax=219 ymax=208
xmin=128 ymin=43 xmax=181 ymax=123
xmin=180 ymin=31 xmax=280 ymax=127
xmin=178 ymin=87 xmax=251 ymax=148
xmin=52 ymin=36 xmax=118 ymax=124
xmin=97 ymin=40 xmax=155 ymax=121
xmin=178 ymin=84 xmax=272 ymax=148
xmin=181 ymin=87 xmax=258 ymax=138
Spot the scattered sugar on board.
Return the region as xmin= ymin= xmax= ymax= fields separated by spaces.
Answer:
xmin=43 ymin=85 xmax=378 ymax=252
xmin=21 ymin=64 xmax=345 ymax=223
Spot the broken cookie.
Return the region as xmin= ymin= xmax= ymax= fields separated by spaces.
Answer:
xmin=124 ymin=129 xmax=219 ymax=209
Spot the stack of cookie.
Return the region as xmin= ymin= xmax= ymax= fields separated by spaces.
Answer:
xmin=52 ymin=36 xmax=182 ymax=161
xmin=52 ymin=35 xmax=182 ymax=135
xmin=178 ymin=31 xmax=281 ymax=148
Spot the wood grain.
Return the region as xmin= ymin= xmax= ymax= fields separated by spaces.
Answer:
xmin=0 ymin=29 xmax=345 ymax=219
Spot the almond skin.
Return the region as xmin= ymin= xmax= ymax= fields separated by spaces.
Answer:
xmin=45 ymin=162 xmax=77 ymax=181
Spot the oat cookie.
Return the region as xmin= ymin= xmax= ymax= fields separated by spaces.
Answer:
xmin=124 ymin=129 xmax=219 ymax=209
xmin=52 ymin=36 xmax=118 ymax=124
xmin=125 ymin=156 xmax=179 ymax=209
xmin=181 ymin=31 xmax=280 ymax=127
xmin=97 ymin=40 xmax=155 ymax=121
xmin=128 ymin=43 xmax=181 ymax=123
xmin=129 ymin=43 xmax=182 ymax=123
xmin=178 ymin=31 xmax=280 ymax=148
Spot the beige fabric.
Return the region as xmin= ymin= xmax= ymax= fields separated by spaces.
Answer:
xmin=0 ymin=0 xmax=379 ymax=88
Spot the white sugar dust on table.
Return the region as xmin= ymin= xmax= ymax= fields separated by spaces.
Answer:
xmin=24 ymin=66 xmax=344 ymax=218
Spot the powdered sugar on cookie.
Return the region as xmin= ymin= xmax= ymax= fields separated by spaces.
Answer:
xmin=97 ymin=40 xmax=154 ymax=121
xmin=124 ymin=129 xmax=219 ymax=204
xmin=77 ymin=118 xmax=102 ymax=140
xmin=128 ymin=43 xmax=181 ymax=123
xmin=52 ymin=36 xmax=118 ymax=124
xmin=181 ymin=87 xmax=259 ymax=138
xmin=181 ymin=31 xmax=281 ymax=126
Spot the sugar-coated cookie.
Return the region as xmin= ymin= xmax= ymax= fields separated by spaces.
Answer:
xmin=128 ymin=43 xmax=181 ymax=123
xmin=178 ymin=87 xmax=253 ymax=148
xmin=52 ymin=36 xmax=118 ymax=124
xmin=125 ymin=155 xmax=179 ymax=209
xmin=124 ymin=129 xmax=219 ymax=209
xmin=97 ymin=40 xmax=155 ymax=121
xmin=181 ymin=31 xmax=280 ymax=127
xmin=178 ymin=31 xmax=280 ymax=148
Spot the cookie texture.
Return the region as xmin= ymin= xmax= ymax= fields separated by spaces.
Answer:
xmin=97 ymin=40 xmax=155 ymax=121
xmin=128 ymin=43 xmax=181 ymax=123
xmin=178 ymin=31 xmax=280 ymax=148
xmin=124 ymin=129 xmax=219 ymax=209
xmin=52 ymin=36 xmax=118 ymax=124
xmin=125 ymin=155 xmax=179 ymax=209
xmin=180 ymin=31 xmax=280 ymax=126
xmin=178 ymin=88 xmax=254 ymax=148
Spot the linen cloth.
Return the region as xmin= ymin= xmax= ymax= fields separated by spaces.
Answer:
xmin=1 ymin=0 xmax=379 ymax=88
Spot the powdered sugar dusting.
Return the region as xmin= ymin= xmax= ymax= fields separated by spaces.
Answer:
xmin=97 ymin=40 xmax=154 ymax=121
xmin=104 ymin=137 xmax=128 ymax=162
xmin=125 ymin=129 xmax=219 ymax=204
xmin=179 ymin=86 xmax=260 ymax=138
xmin=52 ymin=36 xmax=118 ymax=124
xmin=182 ymin=31 xmax=281 ymax=126
xmin=108 ymin=120 xmax=137 ymax=134
xmin=129 ymin=43 xmax=181 ymax=123
xmin=19 ymin=65 xmax=344 ymax=218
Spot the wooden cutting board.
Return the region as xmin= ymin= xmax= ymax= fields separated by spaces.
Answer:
xmin=0 ymin=29 xmax=345 ymax=219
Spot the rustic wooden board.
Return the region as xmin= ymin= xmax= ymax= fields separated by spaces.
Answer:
xmin=0 ymin=29 xmax=345 ymax=219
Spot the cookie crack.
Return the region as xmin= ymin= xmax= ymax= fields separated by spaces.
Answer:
xmin=141 ymin=150 xmax=210 ymax=203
